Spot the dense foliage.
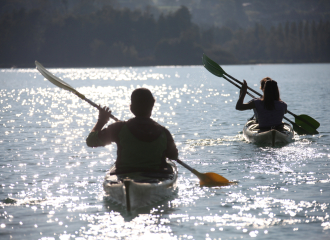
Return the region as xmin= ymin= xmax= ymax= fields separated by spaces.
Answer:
xmin=0 ymin=5 xmax=329 ymax=68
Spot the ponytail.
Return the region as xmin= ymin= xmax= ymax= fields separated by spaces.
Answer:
xmin=261 ymin=79 xmax=280 ymax=110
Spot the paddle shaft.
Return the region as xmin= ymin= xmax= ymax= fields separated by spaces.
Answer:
xmin=61 ymin=90 xmax=119 ymax=122
xmin=82 ymin=97 xmax=119 ymax=122
xmin=174 ymin=159 xmax=195 ymax=173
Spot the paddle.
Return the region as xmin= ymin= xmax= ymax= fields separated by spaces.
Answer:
xmin=35 ymin=61 xmax=119 ymax=122
xmin=35 ymin=61 xmax=232 ymax=187
xmin=202 ymin=54 xmax=320 ymax=135
xmin=174 ymin=159 xmax=233 ymax=187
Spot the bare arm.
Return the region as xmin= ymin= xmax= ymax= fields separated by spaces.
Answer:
xmin=86 ymin=106 xmax=113 ymax=147
xmin=91 ymin=106 xmax=112 ymax=132
xmin=236 ymin=80 xmax=255 ymax=110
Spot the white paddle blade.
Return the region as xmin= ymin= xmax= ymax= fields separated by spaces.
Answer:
xmin=35 ymin=61 xmax=76 ymax=93
xmin=34 ymin=61 xmax=119 ymax=122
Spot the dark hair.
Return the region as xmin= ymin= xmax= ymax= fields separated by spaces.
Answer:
xmin=260 ymin=77 xmax=272 ymax=91
xmin=261 ymin=79 xmax=281 ymax=110
xmin=130 ymin=88 xmax=155 ymax=116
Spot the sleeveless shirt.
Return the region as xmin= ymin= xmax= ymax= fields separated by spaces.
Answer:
xmin=250 ymin=98 xmax=287 ymax=128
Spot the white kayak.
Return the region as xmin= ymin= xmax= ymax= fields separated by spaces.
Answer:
xmin=103 ymin=160 xmax=178 ymax=211
xmin=243 ymin=120 xmax=294 ymax=146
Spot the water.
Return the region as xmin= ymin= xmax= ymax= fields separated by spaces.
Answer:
xmin=0 ymin=63 xmax=329 ymax=240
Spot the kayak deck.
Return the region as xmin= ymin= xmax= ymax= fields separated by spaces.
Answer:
xmin=103 ymin=160 xmax=178 ymax=211
xmin=243 ymin=120 xmax=294 ymax=146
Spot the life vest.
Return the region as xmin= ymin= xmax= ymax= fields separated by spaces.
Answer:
xmin=116 ymin=124 xmax=167 ymax=171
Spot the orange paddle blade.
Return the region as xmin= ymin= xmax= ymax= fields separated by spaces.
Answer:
xmin=198 ymin=172 xmax=232 ymax=187
xmin=176 ymin=160 xmax=235 ymax=187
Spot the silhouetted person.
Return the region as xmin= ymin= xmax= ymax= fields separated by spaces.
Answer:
xmin=236 ymin=77 xmax=287 ymax=131
xmin=86 ymin=88 xmax=178 ymax=173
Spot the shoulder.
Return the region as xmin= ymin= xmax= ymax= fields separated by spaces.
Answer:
xmin=249 ymin=98 xmax=261 ymax=102
xmin=106 ymin=120 xmax=126 ymax=129
xmin=148 ymin=119 xmax=167 ymax=133
xmin=149 ymin=118 xmax=163 ymax=127
xmin=96 ymin=120 xmax=127 ymax=144
xmin=278 ymin=100 xmax=287 ymax=110
xmin=276 ymin=100 xmax=287 ymax=106
xmin=247 ymin=98 xmax=260 ymax=104
xmin=150 ymin=119 xmax=173 ymax=137
xmin=102 ymin=121 xmax=126 ymax=135
xmin=149 ymin=118 xmax=168 ymax=129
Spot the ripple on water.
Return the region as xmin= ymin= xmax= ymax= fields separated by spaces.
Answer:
xmin=0 ymin=66 xmax=329 ymax=239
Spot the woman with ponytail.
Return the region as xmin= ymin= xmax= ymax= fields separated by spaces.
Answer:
xmin=236 ymin=77 xmax=287 ymax=131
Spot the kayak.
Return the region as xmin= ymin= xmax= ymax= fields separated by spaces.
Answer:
xmin=103 ymin=160 xmax=178 ymax=211
xmin=243 ymin=120 xmax=294 ymax=146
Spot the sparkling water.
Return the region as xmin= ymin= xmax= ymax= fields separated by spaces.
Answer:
xmin=0 ymin=63 xmax=329 ymax=239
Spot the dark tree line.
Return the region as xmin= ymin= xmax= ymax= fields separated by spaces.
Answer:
xmin=0 ymin=5 xmax=329 ymax=68
xmin=219 ymin=20 xmax=330 ymax=63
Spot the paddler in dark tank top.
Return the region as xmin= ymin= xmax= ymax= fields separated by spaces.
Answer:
xmin=236 ymin=77 xmax=287 ymax=131
xmin=86 ymin=88 xmax=178 ymax=174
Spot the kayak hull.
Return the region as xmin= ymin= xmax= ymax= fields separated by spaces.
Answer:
xmin=103 ymin=160 xmax=178 ymax=211
xmin=243 ymin=120 xmax=294 ymax=146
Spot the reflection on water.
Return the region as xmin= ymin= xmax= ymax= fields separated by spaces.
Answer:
xmin=186 ymin=136 xmax=244 ymax=147
xmin=0 ymin=65 xmax=330 ymax=239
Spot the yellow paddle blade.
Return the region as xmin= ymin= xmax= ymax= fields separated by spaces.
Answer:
xmin=193 ymin=170 xmax=233 ymax=187
xmin=175 ymin=159 xmax=235 ymax=187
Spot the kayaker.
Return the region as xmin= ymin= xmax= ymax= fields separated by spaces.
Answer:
xmin=236 ymin=78 xmax=287 ymax=131
xmin=86 ymin=88 xmax=179 ymax=174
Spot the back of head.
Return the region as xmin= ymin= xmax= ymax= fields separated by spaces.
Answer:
xmin=130 ymin=88 xmax=155 ymax=117
xmin=260 ymin=77 xmax=272 ymax=91
xmin=262 ymin=79 xmax=280 ymax=110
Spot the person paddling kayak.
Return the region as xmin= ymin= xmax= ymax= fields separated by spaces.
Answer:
xmin=86 ymin=88 xmax=178 ymax=174
xmin=236 ymin=77 xmax=287 ymax=131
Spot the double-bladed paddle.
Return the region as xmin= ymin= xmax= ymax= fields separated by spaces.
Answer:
xmin=202 ymin=54 xmax=320 ymax=135
xmin=35 ymin=61 xmax=232 ymax=187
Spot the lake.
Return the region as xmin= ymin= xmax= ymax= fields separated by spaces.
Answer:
xmin=0 ymin=63 xmax=329 ymax=240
